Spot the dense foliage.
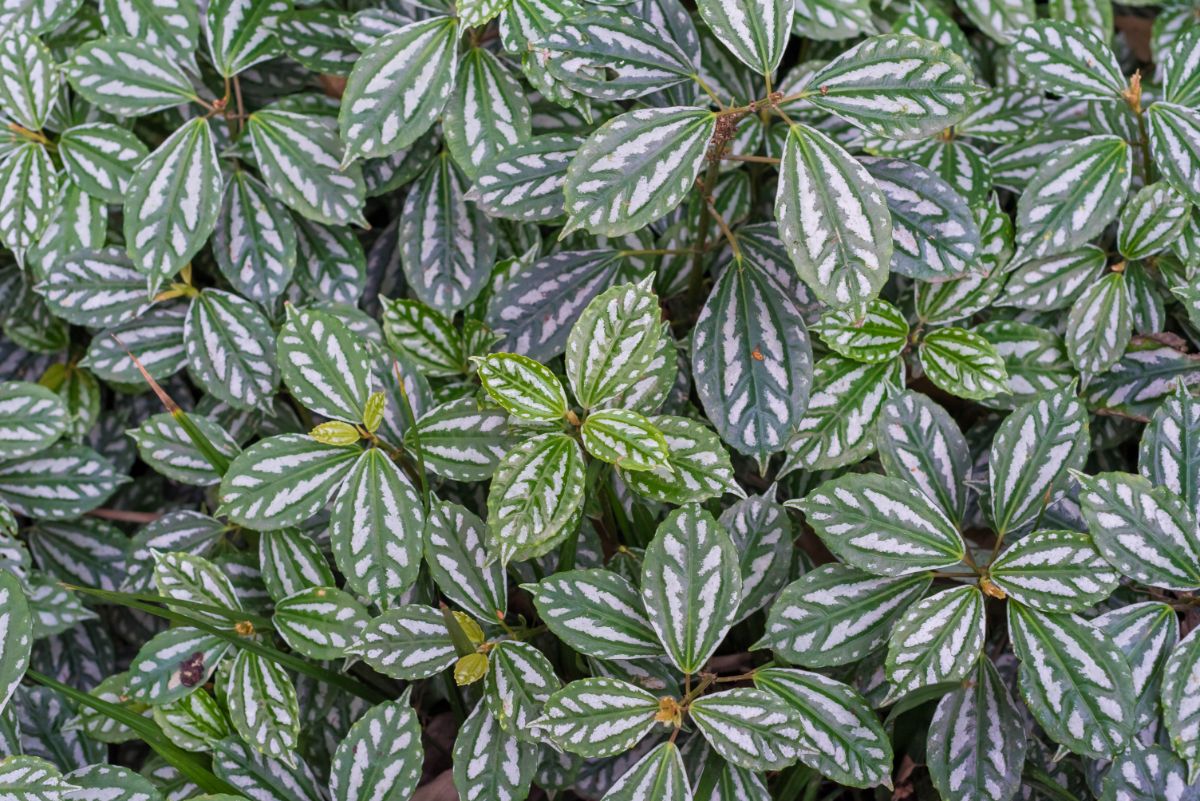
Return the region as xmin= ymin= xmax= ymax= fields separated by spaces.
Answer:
xmin=0 ymin=0 xmax=1199 ymax=800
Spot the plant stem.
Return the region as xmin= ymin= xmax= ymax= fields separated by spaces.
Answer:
xmin=686 ymin=156 xmax=724 ymax=307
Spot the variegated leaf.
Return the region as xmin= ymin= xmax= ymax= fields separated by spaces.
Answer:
xmin=273 ymin=586 xmax=368 ymax=660
xmin=153 ymin=550 xmax=241 ymax=624
xmin=792 ymin=473 xmax=965 ymax=576
xmin=452 ymin=703 xmax=536 ymax=801
xmin=0 ymin=141 xmax=56 ymax=257
xmin=218 ymin=434 xmax=359 ymax=530
xmin=885 ymin=585 xmax=985 ymax=696
xmin=56 ymin=123 xmax=148 ymax=205
xmin=34 ymin=248 xmax=152 ymax=329
xmin=692 ymin=255 xmax=814 ymax=467
xmin=998 ymin=246 xmax=1107 ymax=310
xmin=329 ymin=696 xmax=423 ymax=801
xmin=258 ymin=528 xmax=333 ymax=603
xmin=621 ymin=414 xmax=742 ymax=505
xmin=689 ymin=688 xmax=801 ymax=771
xmin=1163 ymin=627 xmax=1200 ymax=782
xmin=278 ymin=306 xmax=372 ymax=422
xmin=812 ymin=299 xmax=908 ymax=365
xmin=61 ymin=763 xmax=161 ymax=801
xmin=485 ymin=640 xmax=561 ymax=740
xmin=566 ymin=281 xmax=662 ymax=410
xmin=0 ymin=756 xmax=74 ymax=800
xmin=329 ymin=448 xmax=424 ymax=600
xmin=347 ymin=605 xmax=456 ymax=680
xmin=528 ymin=568 xmax=662 ymax=660
xmin=640 ymin=503 xmax=741 ymax=673
xmin=1148 ymin=102 xmax=1200 ymax=206
xmin=1101 ymin=744 xmax=1200 ymax=801
xmin=721 ymin=493 xmax=793 ymax=622
xmin=1076 ymin=471 xmax=1200 ymax=590
xmin=487 ymin=432 xmax=585 ymax=565
xmin=988 ymin=529 xmax=1118 ymax=612
xmin=755 ymin=667 xmax=892 ymax=788
xmin=407 ymin=398 xmax=511 ymax=482
xmin=1008 ymin=602 xmax=1135 ymax=759
xmin=876 ymin=391 xmax=970 ymax=525
xmin=1066 ymin=271 xmax=1131 ymax=376
xmin=212 ymin=737 xmax=325 ymax=801
xmin=126 ymin=626 xmax=228 ymax=704
xmin=0 ymin=445 xmax=127 ymax=520
xmin=424 ymin=500 xmax=507 ymax=622
xmin=184 ymin=288 xmax=278 ymax=413
xmin=1119 ymin=181 xmax=1190 ymax=260
xmin=123 ymin=117 xmax=224 ymax=293
xmin=919 ymin=326 xmax=1009 ymax=400
xmin=63 ymin=36 xmax=198 ymax=117
xmin=580 ymin=409 xmax=669 ymax=470
xmin=380 ymin=297 xmax=465 ymax=378
xmin=562 ymin=107 xmax=715 ymax=238
xmin=988 ymin=387 xmax=1090 ymax=537
xmin=696 ymin=0 xmax=791 ymax=74
xmin=530 ymin=678 xmax=660 ymax=758
xmin=0 ymin=381 xmax=65 ymax=460
xmin=775 ymin=123 xmax=892 ymax=308
xmin=781 ymin=355 xmax=902 ymax=474
xmin=1095 ymin=602 xmax=1179 ymax=731
xmin=468 ymin=134 xmax=579 ymax=222
xmin=792 ymin=0 xmax=875 ymax=40
xmin=926 ymin=657 xmax=1027 ymax=801
xmin=338 ymin=16 xmax=459 ymax=162
xmin=1140 ymin=385 xmax=1200 ymax=518
xmin=129 ymin=412 xmax=239 ymax=486
xmin=277 ymin=9 xmax=357 ymax=75
xmin=478 ymin=353 xmax=567 ymax=422
xmin=1010 ymin=20 xmax=1126 ymax=100
xmin=444 ymin=47 xmax=532 ymax=179
xmin=100 ymin=0 xmax=198 ymax=67
xmin=212 ymin=171 xmax=296 ymax=304
xmin=293 ymin=216 xmax=366 ymax=304
xmin=221 ymin=650 xmax=299 ymax=764
xmin=0 ymin=32 xmax=57 ymax=130
xmin=602 ymin=741 xmax=688 ymax=801
xmin=205 ymin=0 xmax=287 ymax=77
xmin=0 ymin=570 xmax=32 ymax=713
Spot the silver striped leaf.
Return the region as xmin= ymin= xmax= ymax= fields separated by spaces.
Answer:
xmin=273 ymin=586 xmax=369 ymax=660
xmin=721 ymin=493 xmax=793 ymax=622
xmin=217 ymin=434 xmax=359 ymax=530
xmin=1140 ymin=384 xmax=1200 ymax=518
xmin=123 ymin=118 xmax=224 ymax=293
xmin=1010 ymin=20 xmax=1126 ymax=100
xmin=0 ymin=445 xmax=127 ymax=520
xmin=123 ymin=511 xmax=225 ymax=594
xmin=885 ymin=585 xmax=985 ymax=696
xmin=128 ymin=412 xmax=240 ymax=487
xmin=775 ymin=123 xmax=892 ymax=309
xmin=1161 ymin=27 xmax=1200 ymax=106
xmin=205 ymin=0 xmax=287 ymax=77
xmin=444 ymin=47 xmax=532 ymax=179
xmin=792 ymin=473 xmax=965 ymax=576
xmin=338 ymin=16 xmax=459 ymax=162
xmin=452 ymin=703 xmax=537 ymax=801
xmin=621 ymin=414 xmax=742 ymax=505
xmin=1076 ymin=471 xmax=1200 ymax=590
xmin=860 ymin=157 xmax=981 ymax=281
xmin=0 ymin=756 xmax=73 ymax=800
xmin=213 ymin=737 xmax=325 ymax=801
xmin=1014 ymin=135 xmax=1131 ymax=262
xmin=1066 ymin=272 xmax=1131 ymax=376
xmin=689 ymin=688 xmax=802 ymax=771
xmin=959 ymin=0 xmax=1034 ymax=44
xmin=997 ymin=246 xmax=1107 ymax=311
xmin=0 ymin=570 xmax=31 ymax=714
xmin=0 ymin=381 xmax=65 ymax=460
xmin=35 ymin=248 xmax=152 ymax=329
xmin=63 ymin=36 xmax=198 ymax=117
xmin=478 ymin=353 xmax=568 ymax=422
xmin=989 ymin=529 xmax=1118 ymax=612
xmin=153 ymin=551 xmax=241 ymax=624
xmin=380 ymin=297 xmax=466 ymax=378
xmin=26 ymin=517 xmax=126 ymax=592
xmin=56 ymin=123 xmax=148 ymax=205
xmin=212 ymin=172 xmax=297 ymax=304
xmin=918 ymin=326 xmax=1010 ymax=401
xmin=184 ymin=288 xmax=278 ymax=413
xmin=800 ymin=34 xmax=978 ymax=139
xmin=278 ymin=306 xmax=372 ymax=423
xmin=246 ymin=109 xmax=367 ymax=227
xmin=329 ymin=448 xmax=425 ymax=600
xmin=424 ymin=499 xmax=507 ymax=622
xmin=154 ymin=689 xmax=230 ymax=750
xmin=697 ymin=0 xmax=791 ymax=74
xmin=692 ymin=255 xmax=813 ymax=468
xmin=566 ymin=280 xmax=662 ymax=410
xmin=876 ymin=391 xmax=970 ymax=526
xmin=598 ymin=328 xmax=677 ymax=416
xmin=125 ymin=626 xmax=227 ymax=704
xmin=975 ymin=321 xmax=1074 ymax=409
xmin=530 ymin=678 xmax=660 ymax=758
xmin=601 ymin=741 xmax=688 ymax=801
xmin=25 ymin=178 xmax=106 ymax=280
xmin=485 ymin=640 xmax=561 ymax=741
xmin=0 ymin=32 xmax=57 ymax=130
xmin=467 ymin=134 xmax=580 ymax=222
xmin=539 ymin=13 xmax=694 ymax=101
xmin=258 ymin=528 xmax=334 ymax=603
xmin=903 ymin=136 xmax=993 ymax=209
xmin=812 ymin=299 xmax=908 ymax=365
xmin=83 ymin=303 xmax=187 ymax=383
xmin=61 ymin=764 xmax=161 ymax=801
xmin=221 ymin=650 xmax=299 ymax=765
xmin=640 ymin=503 xmax=741 ymax=673
xmin=277 ymin=9 xmax=358 ymax=75
xmin=0 ymin=141 xmax=56 ymax=258
xmin=1008 ymin=602 xmax=1135 ymax=759
xmin=580 ymin=409 xmax=669 ymax=471
xmin=781 ymin=355 xmax=901 ymax=474
xmin=562 ymin=107 xmax=715 ymax=238
xmin=344 ymin=7 xmax=409 ymax=49
xmin=755 ymin=667 xmax=893 ymax=788
xmin=792 ymin=0 xmax=875 ymax=41
xmin=399 ymin=153 xmax=496 ymax=314
xmin=346 ymin=605 xmax=456 ymax=680
xmin=954 ymin=87 xmax=1048 ymax=143
xmin=498 ymin=0 xmax=584 ymax=51
xmin=486 ymin=432 xmax=586 ymax=565
xmin=926 ymin=657 xmax=1027 ymax=801
xmin=1164 ymin=628 xmax=1200 ymax=783
xmin=329 ymin=696 xmax=423 ymax=801
xmin=988 ymin=387 xmax=1089 ymax=537
xmin=528 ymin=568 xmax=662 ymax=660
xmin=99 ymin=0 xmax=198 ymax=68
xmin=407 ymin=398 xmax=511 ymax=482
xmin=1094 ymin=602 xmax=1178 ymax=731
xmin=487 ymin=250 xmax=623 ymax=361
xmin=1118 ymin=181 xmax=1190 ymax=260
xmin=1082 ymin=343 xmax=1200 ymax=421
xmin=292 ymin=217 xmax=366 ymax=305
xmin=1101 ymin=744 xmax=1200 ymax=801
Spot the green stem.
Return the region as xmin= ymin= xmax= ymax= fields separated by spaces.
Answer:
xmin=394 ymin=364 xmax=431 ymax=513
xmin=439 ymin=602 xmax=478 ymax=658
xmin=440 ymin=670 xmax=467 ymax=725
xmin=68 ymin=584 xmax=273 ymax=630
xmin=686 ymin=156 xmax=724 ymax=307
xmin=27 ymin=670 xmax=240 ymax=796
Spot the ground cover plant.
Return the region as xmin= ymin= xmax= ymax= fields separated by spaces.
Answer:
xmin=0 ymin=0 xmax=1198 ymax=799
